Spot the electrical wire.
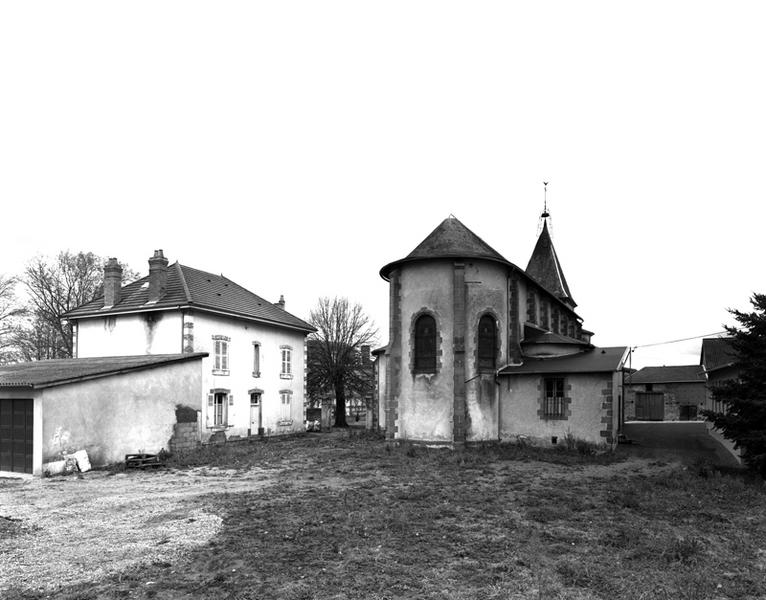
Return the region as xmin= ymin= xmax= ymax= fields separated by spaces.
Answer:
xmin=631 ymin=330 xmax=728 ymax=350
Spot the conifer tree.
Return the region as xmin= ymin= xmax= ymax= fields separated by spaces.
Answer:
xmin=704 ymin=293 xmax=766 ymax=476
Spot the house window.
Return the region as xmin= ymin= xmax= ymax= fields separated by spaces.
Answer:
xmin=252 ymin=342 xmax=261 ymax=377
xmin=213 ymin=335 xmax=230 ymax=375
xmin=414 ymin=314 xmax=437 ymax=373
xmin=645 ymin=383 xmax=653 ymax=392
xmin=543 ymin=377 xmax=565 ymax=418
xmin=478 ymin=315 xmax=496 ymax=371
xmin=280 ymin=390 xmax=292 ymax=420
xmin=280 ymin=346 xmax=293 ymax=378
xmin=208 ymin=390 xmax=232 ymax=427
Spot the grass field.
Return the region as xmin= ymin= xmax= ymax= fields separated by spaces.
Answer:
xmin=3 ymin=431 xmax=766 ymax=600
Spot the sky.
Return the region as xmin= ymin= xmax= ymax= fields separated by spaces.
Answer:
xmin=1 ymin=2 xmax=763 ymax=369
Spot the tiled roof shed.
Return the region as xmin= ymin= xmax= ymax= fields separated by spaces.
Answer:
xmin=626 ymin=365 xmax=706 ymax=385
xmin=64 ymin=263 xmax=315 ymax=333
xmin=701 ymin=337 xmax=738 ymax=373
xmin=0 ymin=354 xmax=208 ymax=389
xmin=498 ymin=347 xmax=628 ymax=375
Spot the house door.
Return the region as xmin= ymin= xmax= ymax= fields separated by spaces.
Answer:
xmin=250 ymin=392 xmax=263 ymax=436
xmin=635 ymin=392 xmax=665 ymax=421
xmin=0 ymin=399 xmax=33 ymax=474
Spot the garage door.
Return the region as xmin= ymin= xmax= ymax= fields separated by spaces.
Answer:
xmin=635 ymin=392 xmax=665 ymax=421
xmin=0 ymin=399 xmax=33 ymax=474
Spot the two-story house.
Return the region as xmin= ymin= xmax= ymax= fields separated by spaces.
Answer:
xmin=65 ymin=250 xmax=315 ymax=441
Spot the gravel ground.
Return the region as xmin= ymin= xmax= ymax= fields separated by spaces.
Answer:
xmin=0 ymin=466 xmax=275 ymax=594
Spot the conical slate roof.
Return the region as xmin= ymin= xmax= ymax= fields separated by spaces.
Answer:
xmin=526 ymin=220 xmax=576 ymax=308
xmin=379 ymin=216 xmax=512 ymax=280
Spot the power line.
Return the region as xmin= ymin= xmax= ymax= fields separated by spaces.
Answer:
xmin=632 ymin=330 xmax=728 ymax=350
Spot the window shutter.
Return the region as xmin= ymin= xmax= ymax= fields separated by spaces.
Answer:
xmin=208 ymin=394 xmax=214 ymax=406
xmin=229 ymin=394 xmax=234 ymax=406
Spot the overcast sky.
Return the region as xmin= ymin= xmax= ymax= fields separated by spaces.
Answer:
xmin=1 ymin=2 xmax=763 ymax=369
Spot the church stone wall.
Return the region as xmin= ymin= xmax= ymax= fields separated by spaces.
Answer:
xmin=464 ymin=260 xmax=508 ymax=441
xmin=396 ymin=261 xmax=455 ymax=442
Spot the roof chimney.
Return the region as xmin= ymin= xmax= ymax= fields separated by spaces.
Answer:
xmin=103 ymin=258 xmax=122 ymax=308
xmin=148 ymin=249 xmax=168 ymax=303
xmin=276 ymin=294 xmax=285 ymax=310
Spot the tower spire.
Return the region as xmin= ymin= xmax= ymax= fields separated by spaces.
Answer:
xmin=537 ymin=181 xmax=552 ymax=237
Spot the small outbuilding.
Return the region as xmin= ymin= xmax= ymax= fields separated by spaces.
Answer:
xmin=0 ymin=353 xmax=205 ymax=476
xmin=624 ymin=365 xmax=706 ymax=421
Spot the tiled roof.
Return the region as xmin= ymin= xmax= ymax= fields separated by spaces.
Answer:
xmin=626 ymin=365 xmax=706 ymax=385
xmin=498 ymin=347 xmax=628 ymax=375
xmin=64 ymin=263 xmax=314 ymax=333
xmin=380 ymin=216 xmax=512 ymax=280
xmin=701 ymin=337 xmax=738 ymax=372
xmin=522 ymin=325 xmax=591 ymax=347
xmin=526 ymin=220 xmax=576 ymax=307
xmin=0 ymin=353 xmax=207 ymax=389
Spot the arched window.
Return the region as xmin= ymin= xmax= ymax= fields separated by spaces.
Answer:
xmin=414 ymin=314 xmax=437 ymax=373
xmin=478 ymin=315 xmax=496 ymax=371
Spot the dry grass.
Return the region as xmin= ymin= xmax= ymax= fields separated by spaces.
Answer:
xmin=2 ymin=431 xmax=765 ymax=599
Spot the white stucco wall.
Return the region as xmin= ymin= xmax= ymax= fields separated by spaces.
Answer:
xmin=38 ymin=359 xmax=202 ymax=472
xmin=75 ymin=308 xmax=309 ymax=441
xmin=192 ymin=313 xmax=307 ymax=440
xmin=77 ymin=311 xmax=183 ymax=357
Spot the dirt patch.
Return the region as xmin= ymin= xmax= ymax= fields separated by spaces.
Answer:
xmin=0 ymin=466 xmax=275 ymax=594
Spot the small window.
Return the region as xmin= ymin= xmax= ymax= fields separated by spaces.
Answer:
xmin=414 ymin=314 xmax=437 ymax=373
xmin=252 ymin=342 xmax=261 ymax=377
xmin=280 ymin=346 xmax=292 ymax=378
xmin=478 ymin=315 xmax=496 ymax=371
xmin=250 ymin=392 xmax=260 ymax=406
xmin=543 ymin=377 xmax=565 ymax=418
xmin=213 ymin=336 xmax=230 ymax=375
xmin=645 ymin=383 xmax=653 ymax=392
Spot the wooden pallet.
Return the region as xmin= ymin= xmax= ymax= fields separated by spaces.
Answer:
xmin=125 ymin=453 xmax=164 ymax=469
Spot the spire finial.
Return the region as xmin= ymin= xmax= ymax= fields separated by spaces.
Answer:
xmin=541 ymin=181 xmax=550 ymax=218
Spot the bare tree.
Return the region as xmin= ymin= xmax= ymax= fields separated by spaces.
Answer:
xmin=19 ymin=252 xmax=140 ymax=359
xmin=0 ymin=275 xmax=26 ymax=363
xmin=308 ymin=297 xmax=377 ymax=427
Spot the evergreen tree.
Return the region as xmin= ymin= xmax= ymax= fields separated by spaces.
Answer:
xmin=704 ymin=293 xmax=766 ymax=476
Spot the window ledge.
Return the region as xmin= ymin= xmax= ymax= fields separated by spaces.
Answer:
xmin=280 ymin=373 xmax=293 ymax=379
xmin=277 ymin=419 xmax=294 ymax=426
xmin=212 ymin=369 xmax=230 ymax=376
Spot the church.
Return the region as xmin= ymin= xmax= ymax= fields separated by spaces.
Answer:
xmin=377 ymin=210 xmax=628 ymax=448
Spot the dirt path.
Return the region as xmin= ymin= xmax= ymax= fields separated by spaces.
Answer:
xmin=0 ymin=466 xmax=277 ymax=594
